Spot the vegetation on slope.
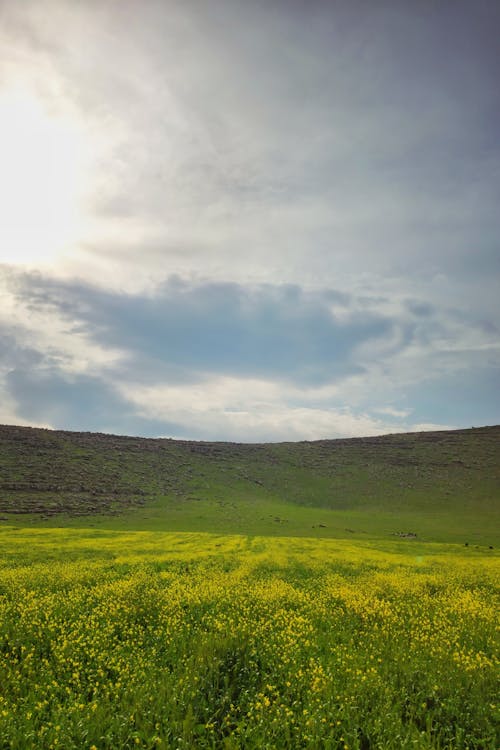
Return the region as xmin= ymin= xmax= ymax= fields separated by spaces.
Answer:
xmin=0 ymin=424 xmax=498 ymax=543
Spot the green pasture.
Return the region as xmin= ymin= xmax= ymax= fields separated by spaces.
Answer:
xmin=0 ymin=424 xmax=498 ymax=546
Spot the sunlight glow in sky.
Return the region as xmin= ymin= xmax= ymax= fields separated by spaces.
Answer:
xmin=0 ymin=88 xmax=89 ymax=266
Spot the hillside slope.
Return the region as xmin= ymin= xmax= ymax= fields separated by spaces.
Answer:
xmin=0 ymin=424 xmax=498 ymax=543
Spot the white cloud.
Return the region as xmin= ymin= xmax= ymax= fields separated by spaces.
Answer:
xmin=115 ymin=369 xmax=377 ymax=433
xmin=116 ymin=376 xmax=447 ymax=442
xmin=373 ymin=406 xmax=413 ymax=419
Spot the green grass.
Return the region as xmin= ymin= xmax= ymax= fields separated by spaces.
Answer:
xmin=0 ymin=424 xmax=498 ymax=545
xmin=0 ymin=528 xmax=497 ymax=749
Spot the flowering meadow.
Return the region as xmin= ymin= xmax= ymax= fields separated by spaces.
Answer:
xmin=0 ymin=528 xmax=498 ymax=749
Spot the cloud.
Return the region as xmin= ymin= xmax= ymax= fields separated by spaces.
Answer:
xmin=5 ymin=366 xmax=184 ymax=437
xmin=1 ymin=0 xmax=499 ymax=304
xmin=0 ymin=1 xmax=499 ymax=438
xmin=0 ymin=267 xmax=126 ymax=377
xmin=401 ymin=365 xmax=500 ymax=427
xmin=373 ymin=406 xmax=413 ymax=419
xmin=0 ymin=329 xmax=53 ymax=428
xmin=6 ymin=271 xmax=396 ymax=385
xmin=117 ymin=376 xmax=410 ymax=442
xmin=2 ymin=266 xmax=498 ymax=439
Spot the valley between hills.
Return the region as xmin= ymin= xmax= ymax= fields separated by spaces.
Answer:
xmin=0 ymin=423 xmax=498 ymax=546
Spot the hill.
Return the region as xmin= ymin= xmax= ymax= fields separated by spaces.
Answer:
xmin=0 ymin=424 xmax=498 ymax=544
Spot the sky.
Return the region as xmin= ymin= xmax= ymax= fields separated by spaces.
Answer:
xmin=0 ymin=0 xmax=499 ymax=442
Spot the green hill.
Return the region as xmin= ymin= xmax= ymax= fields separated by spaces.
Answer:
xmin=0 ymin=424 xmax=498 ymax=545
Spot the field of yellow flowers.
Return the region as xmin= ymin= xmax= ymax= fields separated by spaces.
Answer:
xmin=0 ymin=528 xmax=498 ymax=749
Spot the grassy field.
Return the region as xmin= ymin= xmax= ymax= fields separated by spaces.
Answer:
xmin=0 ymin=527 xmax=498 ymax=749
xmin=0 ymin=424 xmax=499 ymax=545
xmin=0 ymin=425 xmax=498 ymax=747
